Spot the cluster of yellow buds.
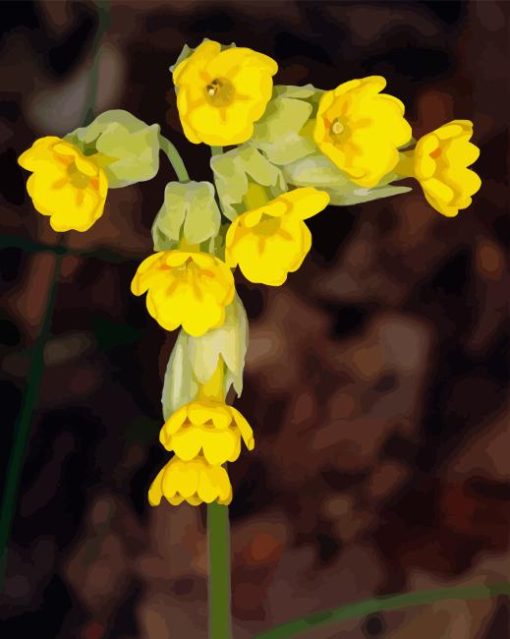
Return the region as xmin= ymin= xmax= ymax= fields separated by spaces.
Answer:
xmin=149 ymin=364 xmax=254 ymax=507
xmin=18 ymin=39 xmax=481 ymax=508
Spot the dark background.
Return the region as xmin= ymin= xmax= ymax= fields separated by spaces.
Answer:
xmin=1 ymin=1 xmax=509 ymax=637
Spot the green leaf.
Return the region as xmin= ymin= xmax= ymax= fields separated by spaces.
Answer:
xmin=152 ymin=181 xmax=221 ymax=251
xmin=161 ymin=295 xmax=248 ymax=419
xmin=283 ymin=154 xmax=412 ymax=205
xmin=211 ymin=146 xmax=286 ymax=220
xmin=66 ymin=110 xmax=160 ymax=189
xmin=253 ymin=582 xmax=510 ymax=639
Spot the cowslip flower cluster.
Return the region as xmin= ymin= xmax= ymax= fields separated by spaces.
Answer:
xmin=150 ymin=394 xmax=254 ymax=507
xmin=17 ymin=38 xmax=482 ymax=509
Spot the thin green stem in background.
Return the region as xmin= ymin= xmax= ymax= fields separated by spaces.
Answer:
xmin=207 ymin=503 xmax=232 ymax=639
xmin=0 ymin=250 xmax=64 ymax=585
xmin=0 ymin=233 xmax=136 ymax=264
xmin=0 ymin=0 xmax=110 ymax=591
xmin=254 ymin=581 xmax=510 ymax=639
xmin=159 ymin=133 xmax=190 ymax=182
xmin=81 ymin=0 xmax=111 ymax=125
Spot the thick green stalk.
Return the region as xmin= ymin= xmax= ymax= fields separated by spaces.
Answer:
xmin=253 ymin=581 xmax=510 ymax=639
xmin=207 ymin=503 xmax=232 ymax=639
xmin=158 ymin=133 xmax=190 ymax=182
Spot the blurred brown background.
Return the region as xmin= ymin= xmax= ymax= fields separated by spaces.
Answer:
xmin=1 ymin=1 xmax=509 ymax=637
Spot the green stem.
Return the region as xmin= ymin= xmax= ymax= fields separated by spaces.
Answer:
xmin=0 ymin=250 xmax=64 ymax=585
xmin=207 ymin=503 xmax=232 ymax=639
xmin=209 ymin=146 xmax=227 ymax=220
xmin=158 ymin=133 xmax=190 ymax=182
xmin=253 ymin=581 xmax=510 ymax=639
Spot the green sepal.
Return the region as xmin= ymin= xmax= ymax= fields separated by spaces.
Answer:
xmin=66 ymin=110 xmax=160 ymax=188
xmin=161 ymin=295 xmax=248 ymax=418
xmin=250 ymin=85 xmax=319 ymax=165
xmin=283 ymin=154 xmax=412 ymax=205
xmin=152 ymin=181 xmax=221 ymax=251
xmin=170 ymin=43 xmax=193 ymax=74
xmin=211 ymin=145 xmax=286 ymax=220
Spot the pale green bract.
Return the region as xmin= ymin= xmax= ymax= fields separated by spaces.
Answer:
xmin=161 ymin=296 xmax=248 ymax=418
xmin=152 ymin=181 xmax=221 ymax=251
xmin=66 ymin=109 xmax=160 ymax=188
xmin=250 ymin=85 xmax=318 ymax=166
xmin=283 ymin=154 xmax=412 ymax=205
xmin=211 ymin=145 xmax=286 ymax=220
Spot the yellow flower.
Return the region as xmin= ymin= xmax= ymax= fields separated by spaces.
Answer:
xmin=225 ymin=187 xmax=330 ymax=286
xmin=413 ymin=120 xmax=481 ymax=217
xmin=148 ymin=456 xmax=232 ymax=507
xmin=314 ymin=76 xmax=412 ymax=188
xmin=18 ymin=136 xmax=108 ymax=232
xmin=159 ymin=400 xmax=254 ymax=465
xmin=173 ymin=40 xmax=278 ymax=146
xmin=130 ymin=250 xmax=235 ymax=336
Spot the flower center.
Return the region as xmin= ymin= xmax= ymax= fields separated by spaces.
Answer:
xmin=255 ymin=213 xmax=281 ymax=237
xmin=330 ymin=117 xmax=345 ymax=140
xmin=67 ymin=163 xmax=90 ymax=189
xmin=205 ymin=77 xmax=235 ymax=107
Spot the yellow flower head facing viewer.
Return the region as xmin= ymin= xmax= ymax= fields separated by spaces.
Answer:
xmin=18 ymin=136 xmax=108 ymax=232
xmin=159 ymin=400 xmax=254 ymax=466
xmin=173 ymin=40 xmax=278 ymax=146
xmin=413 ymin=120 xmax=481 ymax=217
xmin=225 ymin=187 xmax=330 ymax=286
xmin=131 ymin=250 xmax=235 ymax=337
xmin=149 ymin=456 xmax=232 ymax=507
xmin=314 ymin=76 xmax=412 ymax=188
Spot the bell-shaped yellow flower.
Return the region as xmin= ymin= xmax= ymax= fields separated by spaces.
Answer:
xmin=225 ymin=187 xmax=330 ymax=286
xmin=173 ymin=40 xmax=278 ymax=146
xmin=18 ymin=136 xmax=108 ymax=232
xmin=159 ymin=400 xmax=254 ymax=465
xmin=130 ymin=250 xmax=235 ymax=336
xmin=314 ymin=76 xmax=412 ymax=188
xmin=148 ymin=456 xmax=232 ymax=507
xmin=413 ymin=120 xmax=481 ymax=217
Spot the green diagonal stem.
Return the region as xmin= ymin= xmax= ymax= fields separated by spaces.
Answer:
xmin=159 ymin=133 xmax=190 ymax=182
xmin=0 ymin=250 xmax=64 ymax=585
xmin=0 ymin=0 xmax=110 ymax=589
xmin=254 ymin=581 xmax=510 ymax=639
